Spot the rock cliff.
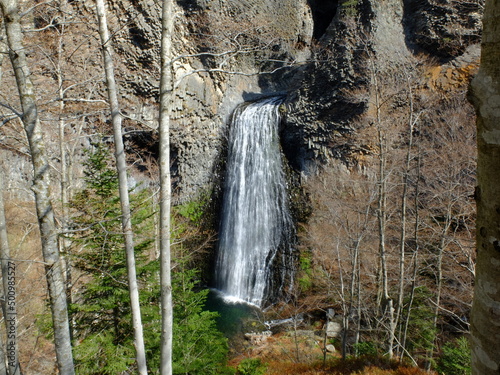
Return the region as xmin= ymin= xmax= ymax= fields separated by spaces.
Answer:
xmin=0 ymin=0 xmax=483 ymax=202
xmin=148 ymin=0 xmax=483 ymax=198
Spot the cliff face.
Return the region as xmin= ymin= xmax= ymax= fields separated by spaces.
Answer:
xmin=0 ymin=0 xmax=483 ymax=201
xmin=148 ymin=0 xmax=483 ymax=197
xmin=166 ymin=0 xmax=315 ymax=199
xmin=101 ymin=0 xmax=315 ymax=198
xmin=282 ymin=0 xmax=482 ymax=176
xmin=403 ymin=0 xmax=483 ymax=58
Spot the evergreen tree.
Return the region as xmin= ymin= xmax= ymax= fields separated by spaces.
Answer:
xmin=69 ymin=142 xmax=156 ymax=374
xmin=402 ymin=286 xmax=437 ymax=366
xmin=69 ymin=142 xmax=229 ymax=374
xmin=437 ymin=337 xmax=471 ymax=375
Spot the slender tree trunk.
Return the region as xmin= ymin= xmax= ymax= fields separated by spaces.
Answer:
xmin=0 ymin=23 xmax=20 ymax=375
xmin=469 ymin=1 xmax=500 ymax=373
xmin=354 ymin=248 xmax=361 ymax=354
xmin=159 ymin=0 xmax=174 ymax=373
xmin=55 ymin=0 xmax=74 ymax=336
xmin=395 ymin=71 xmax=416 ymax=358
xmin=372 ymin=62 xmax=395 ymax=356
xmin=334 ymin=241 xmax=347 ymax=360
xmin=347 ymin=205 xmax=369 ymax=358
xmin=400 ymin=151 xmax=421 ymax=361
xmin=94 ymin=1 xmax=148 ymax=373
xmin=425 ymin=216 xmax=450 ymax=370
xmin=0 ymin=0 xmax=75 ymax=373
xmin=377 ymin=127 xmax=395 ymax=358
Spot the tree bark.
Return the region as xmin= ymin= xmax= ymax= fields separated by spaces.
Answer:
xmin=0 ymin=22 xmax=20 ymax=375
xmin=159 ymin=0 xmax=174 ymax=374
xmin=469 ymin=0 xmax=500 ymax=373
xmin=94 ymin=0 xmax=148 ymax=373
xmin=0 ymin=0 xmax=74 ymax=373
xmin=372 ymin=60 xmax=395 ymax=357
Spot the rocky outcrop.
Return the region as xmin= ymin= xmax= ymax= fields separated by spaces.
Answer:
xmin=40 ymin=0 xmax=482 ymax=201
xmin=403 ymin=0 xmax=484 ymax=58
xmin=281 ymin=0 xmax=482 ymax=176
xmin=100 ymin=0 xmax=315 ymax=198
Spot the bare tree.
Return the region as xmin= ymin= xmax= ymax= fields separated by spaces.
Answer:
xmin=0 ymin=23 xmax=20 ymax=375
xmin=159 ymin=0 xmax=174 ymax=374
xmin=94 ymin=0 xmax=148 ymax=373
xmin=0 ymin=0 xmax=74 ymax=373
xmin=369 ymin=55 xmax=397 ymax=358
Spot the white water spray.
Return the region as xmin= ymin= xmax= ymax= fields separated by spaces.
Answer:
xmin=215 ymin=97 xmax=294 ymax=307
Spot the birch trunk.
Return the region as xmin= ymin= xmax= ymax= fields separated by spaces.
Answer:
xmin=0 ymin=23 xmax=20 ymax=375
xmin=94 ymin=0 xmax=147 ymax=373
xmin=372 ymin=60 xmax=395 ymax=357
xmin=400 ymin=151 xmax=421 ymax=361
xmin=395 ymin=69 xmax=417 ymax=359
xmin=469 ymin=0 xmax=500 ymax=372
xmin=159 ymin=0 xmax=174 ymax=373
xmin=0 ymin=0 xmax=74 ymax=373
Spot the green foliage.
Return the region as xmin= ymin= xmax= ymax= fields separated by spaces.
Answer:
xmin=298 ymin=252 xmax=313 ymax=291
xmin=70 ymin=142 xmax=158 ymax=373
xmin=237 ymin=358 xmax=267 ymax=375
xmin=35 ymin=312 xmax=54 ymax=340
xmin=171 ymin=265 xmax=229 ymax=374
xmin=298 ymin=275 xmax=313 ymax=291
xmin=341 ymin=0 xmax=358 ymax=17
xmin=176 ymin=195 xmax=207 ymax=223
xmin=82 ymin=141 xmax=118 ymax=198
xmin=70 ymin=143 xmax=229 ymax=374
xmin=353 ymin=341 xmax=379 ymax=357
xmin=402 ymin=286 xmax=437 ymax=361
xmin=436 ymin=337 xmax=471 ymax=375
xmin=73 ymin=333 xmax=135 ymax=375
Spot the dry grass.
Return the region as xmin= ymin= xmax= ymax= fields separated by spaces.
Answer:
xmin=228 ymin=331 xmax=435 ymax=375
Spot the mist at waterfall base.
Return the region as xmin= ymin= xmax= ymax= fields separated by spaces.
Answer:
xmin=213 ymin=96 xmax=295 ymax=313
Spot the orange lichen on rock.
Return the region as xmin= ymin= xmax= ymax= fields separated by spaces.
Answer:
xmin=425 ymin=62 xmax=480 ymax=92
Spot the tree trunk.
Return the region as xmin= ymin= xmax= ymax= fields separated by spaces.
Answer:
xmin=377 ymin=127 xmax=395 ymax=358
xmin=0 ymin=23 xmax=20 ymax=375
xmin=55 ymin=0 xmax=74 ymax=337
xmin=0 ymin=0 xmax=75 ymax=373
xmin=94 ymin=1 xmax=148 ymax=373
xmin=159 ymin=0 xmax=174 ymax=374
xmin=400 ymin=151 xmax=421 ymax=362
xmin=395 ymin=67 xmax=417 ymax=358
xmin=469 ymin=0 xmax=500 ymax=373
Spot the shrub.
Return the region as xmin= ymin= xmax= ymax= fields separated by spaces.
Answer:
xmin=436 ymin=336 xmax=471 ymax=375
xmin=237 ymin=358 xmax=267 ymax=375
xmin=353 ymin=341 xmax=379 ymax=357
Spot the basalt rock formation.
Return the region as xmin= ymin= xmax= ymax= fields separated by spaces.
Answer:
xmin=149 ymin=0 xmax=483 ymax=198
xmin=0 ymin=0 xmax=484 ymax=203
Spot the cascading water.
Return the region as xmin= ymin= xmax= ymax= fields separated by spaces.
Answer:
xmin=215 ymin=96 xmax=295 ymax=308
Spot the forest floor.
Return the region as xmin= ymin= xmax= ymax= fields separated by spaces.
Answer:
xmin=228 ymin=332 xmax=436 ymax=375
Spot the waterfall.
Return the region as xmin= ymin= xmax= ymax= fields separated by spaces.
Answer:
xmin=215 ymin=96 xmax=295 ymax=308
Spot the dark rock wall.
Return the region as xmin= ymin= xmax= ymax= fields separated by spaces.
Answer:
xmin=281 ymin=0 xmax=482 ymax=177
xmin=403 ymin=0 xmax=483 ymax=58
